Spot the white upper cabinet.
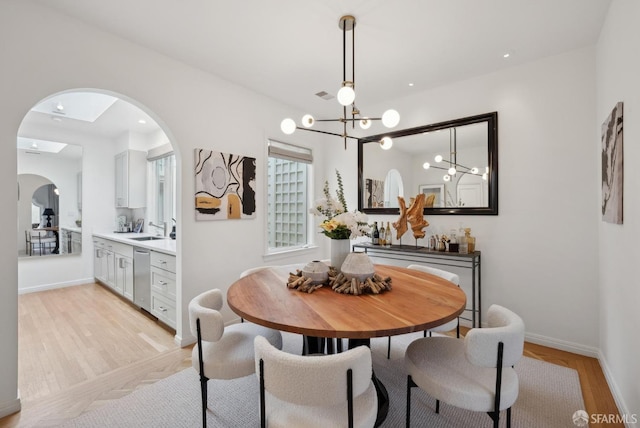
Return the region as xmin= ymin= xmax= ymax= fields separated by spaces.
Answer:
xmin=115 ymin=150 xmax=147 ymax=208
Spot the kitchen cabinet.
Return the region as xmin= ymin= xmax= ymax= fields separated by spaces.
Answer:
xmin=93 ymin=238 xmax=113 ymax=287
xmin=115 ymin=149 xmax=147 ymax=208
xmin=150 ymin=251 xmax=176 ymax=328
xmin=93 ymin=237 xmax=132 ymax=300
xmin=115 ymin=254 xmax=134 ymax=300
xmin=71 ymin=231 xmax=82 ymax=254
xmin=61 ymin=228 xmax=82 ymax=254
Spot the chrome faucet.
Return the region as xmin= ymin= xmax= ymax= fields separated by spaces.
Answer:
xmin=148 ymin=221 xmax=167 ymax=237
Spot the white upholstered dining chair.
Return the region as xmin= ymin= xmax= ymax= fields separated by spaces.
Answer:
xmin=254 ymin=335 xmax=378 ymax=428
xmin=386 ymin=264 xmax=461 ymax=359
xmin=189 ymin=289 xmax=283 ymax=428
xmin=404 ymin=304 xmax=525 ymax=428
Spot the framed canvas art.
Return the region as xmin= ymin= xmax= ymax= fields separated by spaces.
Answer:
xmin=194 ymin=149 xmax=256 ymax=220
xmin=601 ymin=102 xmax=623 ymax=224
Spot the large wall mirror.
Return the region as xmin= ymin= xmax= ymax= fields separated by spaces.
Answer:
xmin=18 ymin=142 xmax=83 ymax=257
xmin=358 ymin=112 xmax=498 ymax=215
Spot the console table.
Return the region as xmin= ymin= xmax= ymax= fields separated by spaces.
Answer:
xmin=352 ymin=243 xmax=481 ymax=327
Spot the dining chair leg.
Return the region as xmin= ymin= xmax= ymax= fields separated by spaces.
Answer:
xmin=387 ymin=337 xmax=391 ymax=359
xmin=507 ymin=407 xmax=512 ymax=428
xmin=406 ymin=375 xmax=416 ymax=428
xmin=200 ymin=375 xmax=208 ymax=428
xmin=436 ymin=399 xmax=440 ymax=414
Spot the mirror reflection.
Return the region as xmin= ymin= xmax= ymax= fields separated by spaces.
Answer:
xmin=358 ymin=112 xmax=498 ymax=215
xmin=18 ymin=143 xmax=83 ymax=257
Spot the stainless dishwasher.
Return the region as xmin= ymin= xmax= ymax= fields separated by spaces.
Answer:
xmin=133 ymin=247 xmax=151 ymax=311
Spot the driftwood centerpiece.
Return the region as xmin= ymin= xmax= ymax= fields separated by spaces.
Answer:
xmin=287 ymin=266 xmax=392 ymax=295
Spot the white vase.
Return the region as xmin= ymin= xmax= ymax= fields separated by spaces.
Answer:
xmin=340 ymin=253 xmax=375 ymax=281
xmin=302 ymin=260 xmax=330 ymax=284
xmin=330 ymin=239 xmax=351 ymax=271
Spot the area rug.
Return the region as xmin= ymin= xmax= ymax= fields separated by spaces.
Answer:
xmin=61 ymin=332 xmax=586 ymax=427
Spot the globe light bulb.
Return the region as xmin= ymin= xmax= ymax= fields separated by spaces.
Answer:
xmin=359 ymin=118 xmax=372 ymax=130
xmin=337 ymin=86 xmax=355 ymax=106
xmin=482 ymin=173 xmax=488 ymax=181
xmin=443 ymin=174 xmax=451 ymax=182
xmin=435 ymin=155 xmax=443 ymax=163
xmin=448 ymin=167 xmax=457 ymax=175
xmin=422 ymin=162 xmax=431 ymax=170
xmin=280 ymin=118 xmax=296 ymax=135
xmin=470 ymin=167 xmax=479 ymax=174
xmin=380 ymin=137 xmax=393 ymax=150
xmin=302 ymin=114 xmax=315 ymax=128
xmin=381 ymin=109 xmax=400 ymax=128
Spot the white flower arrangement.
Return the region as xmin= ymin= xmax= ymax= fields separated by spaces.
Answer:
xmin=310 ymin=170 xmax=371 ymax=240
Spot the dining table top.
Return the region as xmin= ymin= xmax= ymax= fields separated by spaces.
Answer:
xmin=227 ymin=264 xmax=466 ymax=339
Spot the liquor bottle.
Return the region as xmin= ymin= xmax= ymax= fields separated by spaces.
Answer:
xmin=379 ymin=222 xmax=386 ymax=246
xmin=372 ymin=222 xmax=379 ymax=245
xmin=385 ymin=222 xmax=392 ymax=247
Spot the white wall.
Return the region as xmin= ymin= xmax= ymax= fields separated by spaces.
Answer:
xmin=596 ymin=0 xmax=640 ymax=420
xmin=361 ymin=46 xmax=600 ymax=356
xmin=0 ymin=1 xmax=327 ymax=416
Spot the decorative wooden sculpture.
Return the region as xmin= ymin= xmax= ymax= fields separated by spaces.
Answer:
xmin=392 ymin=193 xmax=431 ymax=241
xmin=392 ymin=196 xmax=409 ymax=240
xmin=406 ymin=193 xmax=430 ymax=239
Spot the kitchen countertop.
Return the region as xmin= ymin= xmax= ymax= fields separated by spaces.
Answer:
xmin=93 ymin=231 xmax=176 ymax=256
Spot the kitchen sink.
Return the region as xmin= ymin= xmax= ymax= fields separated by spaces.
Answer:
xmin=130 ymin=236 xmax=166 ymax=241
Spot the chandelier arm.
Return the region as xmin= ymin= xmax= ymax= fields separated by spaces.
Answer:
xmin=437 ymin=158 xmax=473 ymax=172
xmin=427 ymin=165 xmax=451 ymax=172
xmin=314 ymin=117 xmax=382 ymax=123
xmin=342 ymin=16 xmax=347 ymax=89
xmin=296 ymin=127 xmax=359 ymax=139
xmin=351 ymin=21 xmax=355 ymax=130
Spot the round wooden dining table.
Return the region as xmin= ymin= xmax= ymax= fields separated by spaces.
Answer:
xmin=227 ymin=263 xmax=466 ymax=427
xmin=228 ymin=264 xmax=466 ymax=339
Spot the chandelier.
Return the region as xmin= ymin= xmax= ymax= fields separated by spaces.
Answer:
xmin=280 ymin=15 xmax=400 ymax=149
xmin=422 ymin=128 xmax=488 ymax=182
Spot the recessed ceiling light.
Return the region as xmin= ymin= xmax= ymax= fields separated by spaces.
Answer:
xmin=503 ymin=53 xmax=511 ymax=58
xmin=408 ymin=83 xmax=414 ymax=87
xmin=56 ymin=102 xmax=64 ymax=111
xmin=138 ymin=119 xmax=147 ymax=124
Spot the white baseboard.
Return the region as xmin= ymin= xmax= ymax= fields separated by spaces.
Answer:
xmin=18 ymin=278 xmax=95 ymax=295
xmin=524 ymin=332 xmax=600 ymax=357
xmin=174 ymin=333 xmax=195 ymax=348
xmin=598 ymin=350 xmax=637 ymax=427
xmin=0 ymin=397 xmax=21 ymax=419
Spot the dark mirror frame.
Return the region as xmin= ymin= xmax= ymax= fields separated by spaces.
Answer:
xmin=358 ymin=111 xmax=498 ymax=215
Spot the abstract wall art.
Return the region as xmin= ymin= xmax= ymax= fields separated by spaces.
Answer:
xmin=365 ymin=178 xmax=384 ymax=208
xmin=194 ymin=149 xmax=256 ymax=220
xmin=601 ymin=102 xmax=623 ymax=224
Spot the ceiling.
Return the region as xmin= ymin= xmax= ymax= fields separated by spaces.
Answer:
xmin=24 ymin=0 xmax=611 ymax=138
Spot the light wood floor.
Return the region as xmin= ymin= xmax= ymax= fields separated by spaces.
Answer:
xmin=0 ymin=283 xmax=622 ymax=427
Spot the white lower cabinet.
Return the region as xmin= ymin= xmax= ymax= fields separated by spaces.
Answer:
xmin=94 ymin=236 xmax=176 ymax=330
xmin=150 ymin=251 xmax=176 ymax=328
xmin=115 ymin=254 xmax=134 ymax=300
xmin=93 ymin=236 xmax=133 ymax=300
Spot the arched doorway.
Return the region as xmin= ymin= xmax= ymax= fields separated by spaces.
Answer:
xmin=16 ymin=88 xmax=182 ymax=401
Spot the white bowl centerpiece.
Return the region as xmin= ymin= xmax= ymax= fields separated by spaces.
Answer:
xmin=301 ymin=260 xmax=330 ymax=284
xmin=340 ymin=253 xmax=375 ymax=282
